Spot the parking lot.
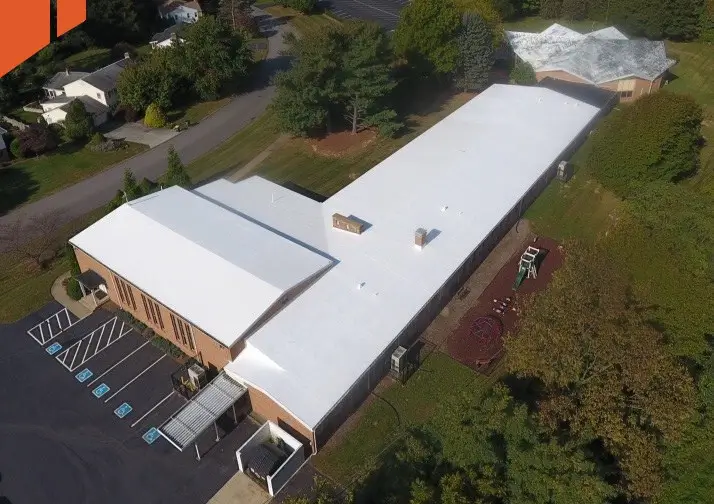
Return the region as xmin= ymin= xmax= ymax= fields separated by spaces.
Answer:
xmin=322 ymin=0 xmax=406 ymax=29
xmin=0 ymin=301 xmax=259 ymax=504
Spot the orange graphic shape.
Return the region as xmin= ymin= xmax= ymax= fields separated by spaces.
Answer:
xmin=0 ymin=1 xmax=51 ymax=78
xmin=57 ymin=0 xmax=87 ymax=37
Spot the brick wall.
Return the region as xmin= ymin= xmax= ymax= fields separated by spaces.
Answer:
xmin=535 ymin=70 xmax=663 ymax=102
xmin=246 ymin=385 xmax=315 ymax=450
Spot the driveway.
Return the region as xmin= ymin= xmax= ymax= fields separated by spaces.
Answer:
xmin=103 ymin=121 xmax=179 ymax=148
xmin=0 ymin=9 xmax=292 ymax=238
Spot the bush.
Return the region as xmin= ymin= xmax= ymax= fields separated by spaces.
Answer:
xmin=587 ymin=92 xmax=703 ymax=197
xmin=280 ymin=0 xmax=317 ymax=13
xmin=151 ymin=335 xmax=188 ymax=360
xmin=9 ymin=138 xmax=23 ymax=159
xmin=66 ymin=278 xmax=83 ymax=300
xmin=540 ymin=0 xmax=562 ymax=18
xmin=510 ymin=60 xmax=537 ymax=85
xmin=89 ymin=132 xmax=105 ymax=146
xmin=64 ymin=100 xmax=94 ymax=142
xmin=65 ymin=243 xmax=81 ymax=276
xmin=144 ymin=103 xmax=167 ymax=128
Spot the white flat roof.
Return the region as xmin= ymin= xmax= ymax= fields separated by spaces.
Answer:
xmin=70 ymin=186 xmax=333 ymax=348
xmin=201 ymin=84 xmax=601 ymax=429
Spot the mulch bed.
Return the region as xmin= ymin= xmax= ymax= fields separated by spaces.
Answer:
xmin=308 ymin=129 xmax=376 ymax=158
xmin=446 ymin=236 xmax=565 ymax=373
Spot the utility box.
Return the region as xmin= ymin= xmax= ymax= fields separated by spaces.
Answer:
xmin=188 ymin=363 xmax=207 ymax=389
xmin=556 ymin=161 xmax=573 ymax=182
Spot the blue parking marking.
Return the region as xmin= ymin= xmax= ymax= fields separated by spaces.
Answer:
xmin=114 ymin=402 xmax=132 ymax=419
xmin=75 ymin=368 xmax=93 ymax=383
xmin=142 ymin=427 xmax=161 ymax=445
xmin=46 ymin=342 xmax=62 ymax=355
xmin=92 ymin=383 xmax=110 ymax=398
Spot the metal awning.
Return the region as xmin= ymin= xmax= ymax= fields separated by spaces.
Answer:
xmin=159 ymin=372 xmax=247 ymax=455
xmin=76 ymin=269 xmax=105 ymax=290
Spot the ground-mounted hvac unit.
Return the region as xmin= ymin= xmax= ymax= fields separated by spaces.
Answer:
xmin=390 ymin=346 xmax=408 ymax=380
xmin=188 ymin=363 xmax=207 ymax=389
xmin=556 ymin=160 xmax=573 ymax=182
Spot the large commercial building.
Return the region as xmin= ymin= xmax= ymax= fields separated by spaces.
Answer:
xmin=70 ymin=85 xmax=601 ymax=451
xmin=506 ymin=24 xmax=675 ymax=102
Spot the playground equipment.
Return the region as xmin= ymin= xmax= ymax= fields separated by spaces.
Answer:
xmin=513 ymin=246 xmax=542 ymax=290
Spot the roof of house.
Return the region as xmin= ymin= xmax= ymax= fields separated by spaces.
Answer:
xmin=506 ymin=23 xmax=676 ymax=84
xmin=151 ymin=23 xmax=185 ymax=43
xmin=60 ymin=96 xmax=109 ymax=116
xmin=43 ymin=71 xmax=90 ymax=90
xmin=81 ymin=58 xmax=131 ymax=92
xmin=537 ymin=76 xmax=618 ymax=110
xmin=70 ymin=186 xmax=334 ymax=348
xmin=159 ymin=0 xmax=202 ymax=15
xmin=202 ymin=84 xmax=601 ymax=430
xmin=0 ymin=135 xmax=6 ymax=152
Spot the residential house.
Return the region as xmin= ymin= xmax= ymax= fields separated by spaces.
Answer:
xmin=150 ymin=23 xmax=185 ymax=49
xmin=159 ymin=1 xmax=202 ymax=24
xmin=41 ymin=56 xmax=131 ymax=126
xmin=506 ymin=24 xmax=676 ymax=101
xmin=0 ymin=126 xmax=9 ymax=162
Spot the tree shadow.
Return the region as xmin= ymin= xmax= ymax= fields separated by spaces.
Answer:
xmin=501 ymin=373 xmax=543 ymax=413
xmin=0 ymin=472 xmax=14 ymax=504
xmin=0 ymin=167 xmax=39 ymax=216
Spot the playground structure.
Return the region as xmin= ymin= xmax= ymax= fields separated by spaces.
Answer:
xmin=513 ymin=245 xmax=546 ymax=290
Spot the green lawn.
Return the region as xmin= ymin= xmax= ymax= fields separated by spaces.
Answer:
xmin=1 ymin=142 xmax=146 ymax=215
xmin=8 ymin=107 xmax=40 ymax=125
xmin=64 ymin=47 xmax=113 ymax=71
xmin=167 ymin=97 xmax=232 ymax=126
xmin=265 ymin=5 xmax=341 ymax=34
xmin=313 ymin=352 xmax=496 ymax=486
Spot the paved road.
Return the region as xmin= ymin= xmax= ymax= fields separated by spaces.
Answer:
xmin=323 ymin=0 xmax=406 ymax=29
xmin=0 ymin=10 xmax=291 ymax=233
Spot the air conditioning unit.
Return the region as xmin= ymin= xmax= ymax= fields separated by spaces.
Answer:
xmin=188 ymin=363 xmax=207 ymax=389
xmin=556 ymin=161 xmax=573 ymax=182
xmin=391 ymin=346 xmax=407 ymax=376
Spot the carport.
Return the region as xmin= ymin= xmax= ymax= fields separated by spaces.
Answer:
xmin=159 ymin=372 xmax=247 ymax=460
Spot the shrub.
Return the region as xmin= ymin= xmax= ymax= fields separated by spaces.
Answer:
xmin=540 ymin=0 xmax=563 ymax=18
xmin=89 ymin=132 xmax=105 ymax=146
xmin=151 ymin=335 xmax=188 ymax=360
xmin=17 ymin=123 xmax=57 ymax=156
xmin=280 ymin=0 xmax=317 ymax=13
xmin=64 ymin=100 xmax=94 ymax=142
xmin=510 ymin=60 xmax=537 ymax=85
xmin=66 ymin=278 xmax=83 ymax=300
xmin=144 ymin=103 xmax=167 ymax=128
xmin=9 ymin=138 xmax=23 ymax=159
xmin=587 ymin=92 xmax=703 ymax=197
xmin=65 ymin=243 xmax=81 ymax=276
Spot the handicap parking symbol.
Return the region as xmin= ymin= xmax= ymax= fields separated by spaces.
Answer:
xmin=114 ymin=402 xmax=132 ymax=419
xmin=142 ymin=427 xmax=161 ymax=445
xmin=46 ymin=342 xmax=62 ymax=355
xmin=92 ymin=383 xmax=110 ymax=398
xmin=75 ymin=368 xmax=93 ymax=383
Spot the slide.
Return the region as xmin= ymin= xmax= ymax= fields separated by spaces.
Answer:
xmin=512 ymin=267 xmax=527 ymax=291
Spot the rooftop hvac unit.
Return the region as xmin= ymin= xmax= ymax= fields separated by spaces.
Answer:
xmin=557 ymin=161 xmax=573 ymax=182
xmin=188 ymin=363 xmax=207 ymax=389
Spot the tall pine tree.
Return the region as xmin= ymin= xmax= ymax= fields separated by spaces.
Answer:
xmin=164 ymin=146 xmax=191 ymax=188
xmin=456 ymin=13 xmax=494 ymax=92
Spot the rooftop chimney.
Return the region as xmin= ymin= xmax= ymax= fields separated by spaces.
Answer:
xmin=415 ymin=228 xmax=427 ymax=249
xmin=332 ymin=213 xmax=364 ymax=235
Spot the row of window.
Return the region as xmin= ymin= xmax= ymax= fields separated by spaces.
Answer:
xmin=113 ymin=273 xmax=195 ymax=352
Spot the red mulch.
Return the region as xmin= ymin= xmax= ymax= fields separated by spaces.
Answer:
xmin=308 ymin=129 xmax=377 ymax=158
xmin=446 ymin=236 xmax=565 ymax=373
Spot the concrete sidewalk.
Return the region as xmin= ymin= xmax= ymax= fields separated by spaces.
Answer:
xmin=207 ymin=472 xmax=270 ymax=504
xmin=50 ymin=272 xmax=92 ymax=319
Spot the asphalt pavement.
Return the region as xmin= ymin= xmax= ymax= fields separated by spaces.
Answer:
xmin=323 ymin=0 xmax=406 ymax=29
xmin=0 ymin=9 xmax=292 ymax=236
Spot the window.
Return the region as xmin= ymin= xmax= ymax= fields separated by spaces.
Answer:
xmin=141 ymin=294 xmax=150 ymax=320
xmin=113 ymin=275 xmax=126 ymax=305
xmin=619 ymin=90 xmax=633 ymax=99
xmin=170 ymin=313 xmax=195 ymax=351
xmin=113 ymin=275 xmax=136 ymax=311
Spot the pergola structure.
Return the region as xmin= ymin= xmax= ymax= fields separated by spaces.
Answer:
xmin=75 ymin=269 xmax=107 ymax=308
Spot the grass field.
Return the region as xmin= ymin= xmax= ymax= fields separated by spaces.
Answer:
xmin=313 ymin=352 xmax=496 ymax=486
xmin=64 ymin=47 xmax=113 ymax=71
xmin=265 ymin=5 xmax=341 ymax=34
xmin=1 ymin=142 xmax=146 ymax=215
xmin=8 ymin=106 xmax=40 ymax=125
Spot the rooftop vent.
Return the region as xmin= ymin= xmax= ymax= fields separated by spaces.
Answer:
xmin=332 ymin=213 xmax=364 ymax=235
xmin=415 ymin=228 xmax=427 ymax=249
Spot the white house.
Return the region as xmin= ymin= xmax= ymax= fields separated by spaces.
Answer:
xmin=41 ymin=57 xmax=130 ymax=126
xmin=150 ymin=23 xmax=185 ymax=49
xmin=159 ymin=1 xmax=202 ymax=24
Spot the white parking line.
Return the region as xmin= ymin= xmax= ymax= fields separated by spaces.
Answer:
xmin=130 ymin=391 xmax=177 ymax=428
xmin=57 ymin=317 xmax=133 ymax=372
xmin=27 ymin=308 xmax=80 ymax=345
xmin=348 ymin=0 xmax=399 ymax=18
xmin=86 ymin=339 xmax=152 ymax=387
xmin=104 ymin=354 xmax=167 ymax=403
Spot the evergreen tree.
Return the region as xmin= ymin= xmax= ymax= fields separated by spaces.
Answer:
xmin=63 ymin=100 xmax=94 ymax=142
xmin=122 ymin=169 xmax=141 ymax=201
xmin=164 ymin=146 xmax=191 ymax=188
xmin=539 ymin=0 xmax=562 ymax=18
xmin=561 ymin=0 xmax=587 ymax=20
xmin=509 ymin=59 xmax=537 ymax=85
xmin=456 ymin=13 xmax=494 ymax=92
xmin=341 ymin=22 xmax=400 ymax=136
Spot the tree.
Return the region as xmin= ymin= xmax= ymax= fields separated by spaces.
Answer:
xmin=456 ymin=13 xmax=494 ymax=92
xmin=144 ymin=103 xmax=167 ymax=128
xmin=122 ymin=169 xmax=141 ymax=201
xmin=16 ymin=123 xmax=57 ymax=156
xmin=341 ymin=22 xmax=400 ymax=135
xmin=164 ymin=146 xmax=191 ymax=188
xmin=560 ymin=0 xmax=587 ymax=19
xmin=539 ymin=0 xmax=562 ymax=18
xmin=279 ymin=0 xmax=317 ymax=13
xmin=664 ymin=0 xmax=706 ymax=39
xmin=506 ymin=244 xmax=697 ymax=500
xmin=219 ymin=0 xmax=258 ymax=35
xmin=0 ymin=212 xmax=64 ymax=269
xmin=0 ymin=72 xmax=19 ymax=113
xmin=587 ymin=92 xmax=703 ymax=197
xmin=63 ymin=100 xmax=94 ymax=142
xmin=701 ymin=0 xmax=714 ymax=41
xmin=509 ymin=59 xmax=536 ymax=85
xmin=182 ymin=16 xmax=252 ymax=100
xmin=453 ymin=0 xmax=504 ymax=46
xmin=394 ymin=0 xmax=461 ymax=76
xmin=410 ymin=479 xmax=436 ymax=504
xmin=118 ymin=47 xmax=188 ymax=112
xmin=283 ymin=476 xmax=351 ymax=504
xmin=85 ymin=0 xmax=155 ymax=46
